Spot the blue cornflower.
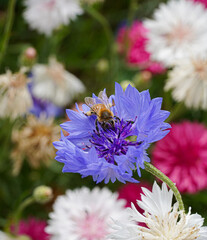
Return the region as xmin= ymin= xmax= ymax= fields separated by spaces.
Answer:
xmin=28 ymin=78 xmax=64 ymax=118
xmin=30 ymin=95 xmax=64 ymax=118
xmin=53 ymin=83 xmax=170 ymax=183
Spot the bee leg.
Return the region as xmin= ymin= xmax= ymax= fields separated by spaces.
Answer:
xmin=114 ymin=116 xmax=120 ymax=123
xmin=95 ymin=119 xmax=100 ymax=133
xmin=108 ymin=119 xmax=115 ymax=128
xmin=84 ymin=111 xmax=93 ymax=116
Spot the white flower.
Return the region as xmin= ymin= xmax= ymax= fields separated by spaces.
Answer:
xmin=0 ymin=231 xmax=15 ymax=240
xmin=24 ymin=0 xmax=83 ymax=36
xmin=165 ymin=54 xmax=207 ymax=109
xmin=31 ymin=58 xmax=85 ymax=106
xmin=0 ymin=69 xmax=32 ymax=119
xmin=110 ymin=182 xmax=207 ymax=240
xmin=46 ymin=187 xmax=127 ymax=240
xmin=144 ymin=0 xmax=207 ymax=67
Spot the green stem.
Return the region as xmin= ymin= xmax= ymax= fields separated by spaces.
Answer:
xmin=84 ymin=5 xmax=117 ymax=79
xmin=0 ymin=0 xmax=16 ymax=69
xmin=13 ymin=196 xmax=35 ymax=234
xmin=167 ymin=102 xmax=186 ymax=122
xmin=144 ymin=162 xmax=185 ymax=212
xmin=84 ymin=5 xmax=113 ymax=46
xmin=128 ymin=0 xmax=139 ymax=25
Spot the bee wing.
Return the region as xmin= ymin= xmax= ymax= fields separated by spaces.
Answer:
xmin=84 ymin=97 xmax=97 ymax=108
xmin=98 ymin=90 xmax=111 ymax=109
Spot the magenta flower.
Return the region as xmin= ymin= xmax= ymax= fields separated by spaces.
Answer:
xmin=191 ymin=0 xmax=207 ymax=8
xmin=116 ymin=21 xmax=165 ymax=74
xmin=152 ymin=121 xmax=207 ymax=193
xmin=118 ymin=182 xmax=151 ymax=210
xmin=15 ymin=218 xmax=49 ymax=240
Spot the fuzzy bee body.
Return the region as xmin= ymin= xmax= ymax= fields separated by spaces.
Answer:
xmin=84 ymin=90 xmax=115 ymax=127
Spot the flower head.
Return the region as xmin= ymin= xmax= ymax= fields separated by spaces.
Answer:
xmin=11 ymin=218 xmax=49 ymax=240
xmin=110 ymin=182 xmax=207 ymax=240
xmin=46 ymin=187 xmax=127 ymax=240
xmin=153 ymin=121 xmax=207 ymax=193
xmin=53 ymin=83 xmax=170 ymax=183
xmin=165 ymin=54 xmax=207 ymax=109
xmin=0 ymin=69 xmax=32 ymax=119
xmin=11 ymin=115 xmax=59 ymax=175
xmin=24 ymin=0 xmax=83 ymax=36
xmin=191 ymin=0 xmax=207 ymax=8
xmin=28 ymin=81 xmax=64 ymax=118
xmin=116 ymin=21 xmax=165 ymax=74
xmin=144 ymin=0 xmax=207 ymax=67
xmin=30 ymin=96 xmax=64 ymax=118
xmin=31 ymin=58 xmax=85 ymax=107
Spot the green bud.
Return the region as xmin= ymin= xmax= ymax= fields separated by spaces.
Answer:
xmin=33 ymin=185 xmax=53 ymax=204
xmin=19 ymin=47 xmax=37 ymax=68
xmin=96 ymin=59 xmax=109 ymax=73
xmin=133 ymin=71 xmax=152 ymax=91
xmin=120 ymin=80 xmax=135 ymax=91
xmin=17 ymin=235 xmax=31 ymax=240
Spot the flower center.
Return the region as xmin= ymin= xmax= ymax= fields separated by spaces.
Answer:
xmin=165 ymin=23 xmax=192 ymax=46
xmin=139 ymin=210 xmax=200 ymax=239
xmin=47 ymin=61 xmax=65 ymax=87
xmin=44 ymin=0 xmax=56 ymax=9
xmin=10 ymin=73 xmax=27 ymax=89
xmin=192 ymin=58 xmax=207 ymax=81
xmin=77 ymin=213 xmax=107 ymax=240
xmin=89 ymin=118 xmax=141 ymax=164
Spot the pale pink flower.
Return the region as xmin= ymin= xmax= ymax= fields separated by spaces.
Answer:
xmin=46 ymin=187 xmax=127 ymax=240
xmin=152 ymin=122 xmax=207 ymax=193
xmin=116 ymin=21 xmax=165 ymax=74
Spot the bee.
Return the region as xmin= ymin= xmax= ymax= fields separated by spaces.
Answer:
xmin=84 ymin=90 xmax=115 ymax=128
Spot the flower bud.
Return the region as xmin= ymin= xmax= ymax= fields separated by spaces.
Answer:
xmin=33 ymin=185 xmax=53 ymax=204
xmin=120 ymin=80 xmax=135 ymax=91
xmin=24 ymin=47 xmax=37 ymax=60
xmin=19 ymin=47 xmax=37 ymax=68
xmin=17 ymin=235 xmax=31 ymax=240
xmin=96 ymin=59 xmax=109 ymax=73
xmin=133 ymin=71 xmax=152 ymax=90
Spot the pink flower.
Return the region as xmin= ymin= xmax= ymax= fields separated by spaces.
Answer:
xmin=191 ymin=0 xmax=207 ymax=8
xmin=152 ymin=121 xmax=207 ymax=193
xmin=116 ymin=21 xmax=165 ymax=74
xmin=14 ymin=218 xmax=49 ymax=240
xmin=118 ymin=182 xmax=151 ymax=210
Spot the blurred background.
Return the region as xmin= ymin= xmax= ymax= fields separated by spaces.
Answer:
xmin=1 ymin=0 xmax=207 ymax=238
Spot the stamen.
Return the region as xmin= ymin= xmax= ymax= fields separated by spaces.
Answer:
xmin=89 ymin=117 xmax=142 ymax=164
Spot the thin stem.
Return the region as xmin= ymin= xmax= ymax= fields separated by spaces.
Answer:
xmin=167 ymin=102 xmax=186 ymax=122
xmin=84 ymin=5 xmax=117 ymax=79
xmin=84 ymin=5 xmax=113 ymax=46
xmin=128 ymin=0 xmax=139 ymax=25
xmin=13 ymin=196 xmax=35 ymax=234
xmin=0 ymin=0 xmax=16 ymax=69
xmin=144 ymin=162 xmax=185 ymax=212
